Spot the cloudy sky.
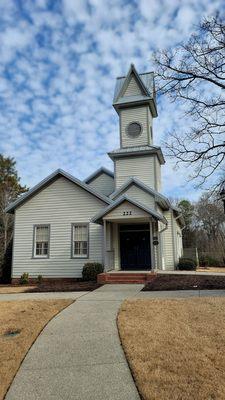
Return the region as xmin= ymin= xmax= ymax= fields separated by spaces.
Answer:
xmin=0 ymin=0 xmax=224 ymax=199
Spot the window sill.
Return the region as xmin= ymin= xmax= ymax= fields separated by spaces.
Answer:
xmin=32 ymin=256 xmax=49 ymax=259
xmin=71 ymin=256 xmax=88 ymax=259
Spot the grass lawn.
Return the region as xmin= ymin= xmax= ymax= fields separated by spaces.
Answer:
xmin=118 ymin=298 xmax=225 ymax=400
xmin=143 ymin=274 xmax=225 ymax=291
xmin=0 ymin=281 xmax=100 ymax=294
xmin=0 ymin=299 xmax=73 ymax=400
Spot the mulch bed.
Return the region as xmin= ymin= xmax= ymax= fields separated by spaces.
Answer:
xmin=142 ymin=274 xmax=225 ymax=291
xmin=0 ymin=281 xmax=101 ymax=293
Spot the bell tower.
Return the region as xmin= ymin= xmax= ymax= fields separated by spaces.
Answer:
xmin=113 ymin=64 xmax=157 ymax=148
xmin=108 ymin=64 xmax=165 ymax=191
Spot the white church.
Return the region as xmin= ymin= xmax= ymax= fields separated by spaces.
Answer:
xmin=7 ymin=64 xmax=184 ymax=281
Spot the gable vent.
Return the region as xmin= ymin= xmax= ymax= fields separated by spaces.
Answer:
xmin=126 ymin=122 xmax=142 ymax=138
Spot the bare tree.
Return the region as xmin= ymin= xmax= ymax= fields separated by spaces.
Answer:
xmin=194 ymin=193 xmax=225 ymax=260
xmin=153 ymin=16 xmax=225 ymax=190
xmin=0 ymin=155 xmax=27 ymax=264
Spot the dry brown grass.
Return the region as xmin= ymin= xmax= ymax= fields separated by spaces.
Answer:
xmin=197 ymin=267 xmax=225 ymax=273
xmin=0 ymin=286 xmax=36 ymax=294
xmin=118 ymin=298 xmax=225 ymax=400
xmin=0 ymin=299 xmax=73 ymax=400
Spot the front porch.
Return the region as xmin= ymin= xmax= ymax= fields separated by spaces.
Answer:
xmin=92 ymin=195 xmax=167 ymax=275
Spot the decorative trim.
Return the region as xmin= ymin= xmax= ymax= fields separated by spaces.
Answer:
xmin=71 ymin=223 xmax=89 ymax=259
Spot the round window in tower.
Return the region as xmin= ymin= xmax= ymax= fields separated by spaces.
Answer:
xmin=126 ymin=122 xmax=142 ymax=138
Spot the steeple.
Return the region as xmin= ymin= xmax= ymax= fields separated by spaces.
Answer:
xmin=113 ymin=64 xmax=157 ymax=149
xmin=109 ymin=64 xmax=164 ymax=192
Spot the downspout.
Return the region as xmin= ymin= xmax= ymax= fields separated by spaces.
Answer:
xmin=158 ymin=221 xmax=168 ymax=271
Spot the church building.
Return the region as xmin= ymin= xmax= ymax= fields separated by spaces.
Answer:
xmin=6 ymin=64 xmax=184 ymax=280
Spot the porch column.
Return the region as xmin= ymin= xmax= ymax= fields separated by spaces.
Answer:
xmin=103 ymin=219 xmax=107 ymax=272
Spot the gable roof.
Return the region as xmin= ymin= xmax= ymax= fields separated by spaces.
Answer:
xmin=110 ymin=177 xmax=170 ymax=210
xmin=84 ymin=167 xmax=114 ymax=184
xmin=6 ymin=169 xmax=112 ymax=214
xmin=114 ymin=64 xmax=151 ymax=102
xmin=113 ymin=64 xmax=157 ymax=117
xmin=108 ymin=145 xmax=165 ymax=165
xmin=92 ymin=194 xmax=167 ymax=225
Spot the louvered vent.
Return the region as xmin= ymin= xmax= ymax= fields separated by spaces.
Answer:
xmin=126 ymin=122 xmax=142 ymax=138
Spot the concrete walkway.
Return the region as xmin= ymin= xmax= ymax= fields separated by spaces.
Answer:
xmin=0 ymin=291 xmax=88 ymax=301
xmin=6 ymin=284 xmax=143 ymax=400
xmin=135 ymin=289 xmax=225 ymax=299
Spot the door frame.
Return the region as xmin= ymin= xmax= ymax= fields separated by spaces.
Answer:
xmin=119 ymin=223 xmax=152 ymax=271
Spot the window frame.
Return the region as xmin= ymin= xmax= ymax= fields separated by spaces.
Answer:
xmin=33 ymin=224 xmax=50 ymax=259
xmin=71 ymin=223 xmax=89 ymax=259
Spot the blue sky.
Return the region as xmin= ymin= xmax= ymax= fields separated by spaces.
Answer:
xmin=0 ymin=0 xmax=224 ymax=200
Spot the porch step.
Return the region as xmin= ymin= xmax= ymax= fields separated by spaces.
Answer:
xmin=97 ymin=272 xmax=157 ymax=284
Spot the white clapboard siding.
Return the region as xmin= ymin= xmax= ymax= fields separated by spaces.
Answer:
xmin=113 ymin=184 xmax=155 ymax=209
xmin=115 ymin=155 xmax=155 ymax=189
xmin=123 ymin=75 xmax=143 ymax=97
xmin=120 ymin=106 xmax=150 ymax=148
xmin=87 ymin=173 xmax=114 ymax=197
xmin=104 ymin=200 xmax=149 ymax=221
xmin=13 ymin=177 xmax=106 ymax=278
xmin=162 ymin=210 xmax=175 ymax=270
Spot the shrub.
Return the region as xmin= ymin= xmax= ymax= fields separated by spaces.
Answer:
xmin=199 ymin=256 xmax=221 ymax=268
xmin=82 ymin=263 xmax=104 ymax=281
xmin=20 ymin=272 xmax=29 ymax=285
xmin=37 ymin=275 xmax=43 ymax=284
xmin=177 ymin=258 xmax=196 ymax=271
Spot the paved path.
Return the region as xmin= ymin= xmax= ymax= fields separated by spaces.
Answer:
xmin=0 ymin=291 xmax=88 ymax=301
xmin=6 ymin=284 xmax=143 ymax=400
xmin=157 ymin=270 xmax=225 ymax=276
xmin=134 ymin=289 xmax=225 ymax=299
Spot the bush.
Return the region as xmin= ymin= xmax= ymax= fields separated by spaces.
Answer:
xmin=20 ymin=272 xmax=29 ymax=285
xmin=82 ymin=263 xmax=104 ymax=281
xmin=199 ymin=256 xmax=221 ymax=268
xmin=37 ymin=275 xmax=43 ymax=284
xmin=177 ymin=258 xmax=196 ymax=271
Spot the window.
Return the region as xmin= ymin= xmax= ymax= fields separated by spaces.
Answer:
xmin=72 ymin=224 xmax=88 ymax=258
xmin=33 ymin=225 xmax=50 ymax=258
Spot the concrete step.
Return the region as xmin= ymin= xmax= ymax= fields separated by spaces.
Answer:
xmin=97 ymin=272 xmax=156 ymax=284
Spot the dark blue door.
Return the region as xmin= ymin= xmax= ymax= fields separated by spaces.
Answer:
xmin=120 ymin=227 xmax=151 ymax=270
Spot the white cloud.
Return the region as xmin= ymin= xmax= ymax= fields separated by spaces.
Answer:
xmin=0 ymin=0 xmax=223 ymax=200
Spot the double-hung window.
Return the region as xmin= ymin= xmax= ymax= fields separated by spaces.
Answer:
xmin=72 ymin=224 xmax=88 ymax=258
xmin=33 ymin=225 xmax=50 ymax=258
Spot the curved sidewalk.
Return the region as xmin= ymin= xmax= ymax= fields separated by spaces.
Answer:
xmin=6 ymin=284 xmax=142 ymax=400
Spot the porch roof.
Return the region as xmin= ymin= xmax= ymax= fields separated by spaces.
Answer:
xmin=92 ymin=195 xmax=167 ymax=225
xmin=109 ymin=177 xmax=170 ymax=210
